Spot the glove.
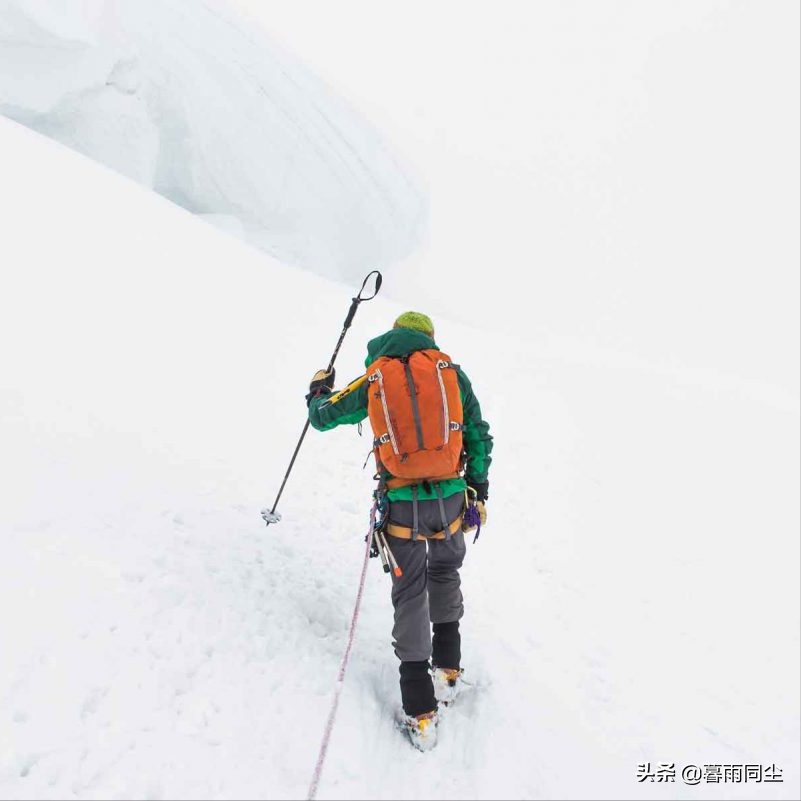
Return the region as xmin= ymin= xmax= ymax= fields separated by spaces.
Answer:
xmin=468 ymin=481 xmax=488 ymax=503
xmin=305 ymin=368 xmax=336 ymax=405
xmin=462 ymin=487 xmax=487 ymax=533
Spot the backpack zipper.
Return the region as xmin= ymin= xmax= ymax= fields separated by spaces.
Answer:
xmin=436 ymin=360 xmax=450 ymax=446
xmin=370 ymin=369 xmax=400 ymax=456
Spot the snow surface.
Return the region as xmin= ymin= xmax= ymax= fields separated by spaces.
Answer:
xmin=1 ymin=112 xmax=799 ymax=800
xmin=0 ymin=0 xmax=426 ymax=283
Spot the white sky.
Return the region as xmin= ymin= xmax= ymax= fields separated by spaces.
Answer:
xmin=228 ymin=0 xmax=800 ymax=390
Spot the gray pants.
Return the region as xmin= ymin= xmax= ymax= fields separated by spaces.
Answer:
xmin=387 ymin=494 xmax=467 ymax=662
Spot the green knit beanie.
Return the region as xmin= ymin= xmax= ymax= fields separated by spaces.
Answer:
xmin=393 ymin=311 xmax=434 ymax=336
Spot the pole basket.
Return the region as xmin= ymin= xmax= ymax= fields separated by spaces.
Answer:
xmin=261 ymin=509 xmax=282 ymax=525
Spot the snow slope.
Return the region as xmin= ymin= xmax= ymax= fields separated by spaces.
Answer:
xmin=0 ymin=0 xmax=426 ymax=283
xmin=1 ymin=115 xmax=799 ymax=800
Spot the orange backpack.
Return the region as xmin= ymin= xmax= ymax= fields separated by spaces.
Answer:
xmin=366 ymin=349 xmax=464 ymax=484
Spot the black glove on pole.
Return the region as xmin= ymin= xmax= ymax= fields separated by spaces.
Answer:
xmin=262 ymin=270 xmax=382 ymax=526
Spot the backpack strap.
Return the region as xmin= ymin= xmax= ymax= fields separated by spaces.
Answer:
xmin=434 ymin=482 xmax=452 ymax=541
xmin=402 ymin=358 xmax=425 ymax=450
xmin=411 ymin=484 xmax=420 ymax=542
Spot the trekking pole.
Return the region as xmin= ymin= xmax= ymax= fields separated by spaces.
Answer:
xmin=261 ymin=270 xmax=382 ymax=526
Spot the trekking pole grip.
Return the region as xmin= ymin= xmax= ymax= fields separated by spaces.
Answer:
xmin=342 ymin=298 xmax=359 ymax=330
xmin=342 ymin=270 xmax=382 ymax=330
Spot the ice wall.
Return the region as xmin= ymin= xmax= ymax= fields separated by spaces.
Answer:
xmin=0 ymin=0 xmax=427 ymax=282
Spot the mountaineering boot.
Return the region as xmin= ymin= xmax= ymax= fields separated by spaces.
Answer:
xmin=402 ymin=710 xmax=439 ymax=751
xmin=432 ymin=667 xmax=465 ymax=705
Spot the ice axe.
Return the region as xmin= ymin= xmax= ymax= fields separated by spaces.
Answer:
xmin=261 ymin=270 xmax=382 ymax=525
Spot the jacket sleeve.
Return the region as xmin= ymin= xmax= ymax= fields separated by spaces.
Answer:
xmin=308 ymin=376 xmax=369 ymax=431
xmin=456 ymin=367 xmax=493 ymax=486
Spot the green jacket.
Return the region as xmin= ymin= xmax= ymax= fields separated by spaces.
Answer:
xmin=308 ymin=328 xmax=493 ymax=502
